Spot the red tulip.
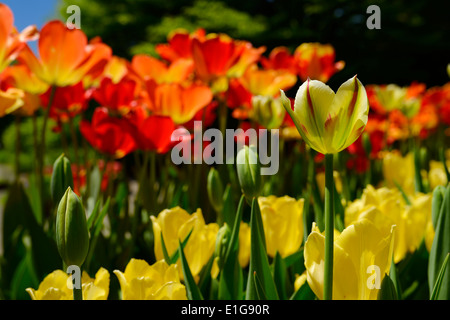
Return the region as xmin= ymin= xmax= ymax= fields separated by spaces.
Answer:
xmin=80 ymin=107 xmax=137 ymax=158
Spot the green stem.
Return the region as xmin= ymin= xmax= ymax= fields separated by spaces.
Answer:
xmin=14 ymin=116 xmax=21 ymax=180
xmin=68 ymin=117 xmax=81 ymax=191
xmin=149 ymin=151 xmax=156 ymax=214
xmin=324 ymin=153 xmax=334 ymax=300
xmin=38 ymin=85 xmax=57 ymax=210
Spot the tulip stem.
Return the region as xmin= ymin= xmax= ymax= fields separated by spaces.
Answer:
xmin=38 ymin=85 xmax=56 ymax=213
xmin=14 ymin=116 xmax=21 ymax=180
xmin=73 ymin=286 xmax=83 ymax=300
xmin=324 ymin=153 xmax=334 ymax=300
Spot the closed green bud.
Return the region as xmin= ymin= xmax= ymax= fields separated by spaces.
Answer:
xmin=214 ymin=223 xmax=231 ymax=270
xmin=207 ymin=167 xmax=224 ymax=213
xmin=51 ymin=154 xmax=74 ymax=204
xmin=236 ymin=145 xmax=263 ymax=201
xmin=250 ymin=95 xmax=285 ymax=130
xmin=56 ymin=187 xmax=89 ymax=267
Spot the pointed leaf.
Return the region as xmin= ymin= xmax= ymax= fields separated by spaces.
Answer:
xmin=428 ymin=185 xmax=450 ymax=299
xmin=431 ymin=253 xmax=449 ymax=300
xmin=178 ymin=240 xmax=203 ymax=300
xmin=245 ymin=198 xmax=278 ymax=300
xmin=378 ymin=273 xmax=398 ymax=300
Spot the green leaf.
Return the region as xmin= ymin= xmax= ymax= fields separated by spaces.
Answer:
xmin=178 ymin=240 xmax=203 ymax=300
xmin=378 ymin=273 xmax=398 ymax=300
xmin=222 ymin=185 xmax=235 ymax=228
xmin=218 ymin=195 xmax=245 ymax=300
xmin=273 ymin=252 xmax=288 ymax=300
xmin=253 ymin=272 xmax=268 ymax=300
xmin=245 ymin=197 xmax=278 ymax=300
xmin=289 ymin=280 xmax=315 ymax=300
xmin=86 ymin=198 xmax=102 ymax=232
xmin=430 ymin=253 xmax=449 ymax=300
xmin=389 ymin=257 xmax=402 ymax=300
xmin=3 ymin=182 xmax=60 ymax=279
xmin=428 ymin=185 xmax=450 ymax=299
xmin=9 ymin=238 xmax=39 ymax=300
xmin=169 ymin=228 xmax=193 ymax=265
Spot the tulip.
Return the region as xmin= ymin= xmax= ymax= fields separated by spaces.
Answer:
xmin=80 ymin=107 xmax=137 ymax=159
xmin=281 ymin=75 xmax=369 ymax=299
xmin=345 ymin=185 xmax=432 ymax=263
xmin=304 ymin=219 xmax=395 ymax=300
xmin=294 ymin=43 xmax=345 ymax=83
xmin=236 ymin=146 xmax=263 ymax=201
xmin=131 ymin=54 xmax=193 ymax=84
xmin=155 ymin=28 xmax=206 ymax=62
xmin=0 ymin=88 xmax=24 ymax=117
xmin=238 ymin=221 xmax=251 ymax=268
xmin=26 ymin=268 xmax=109 ymax=300
xmin=382 ymin=151 xmax=415 ymax=196
xmin=280 ymin=76 xmax=369 ymax=155
xmin=144 ymin=79 xmax=213 ymax=124
xmin=258 ymin=195 xmax=304 ymax=258
xmin=250 ymin=95 xmax=285 ymax=129
xmin=151 ymin=207 xmax=219 ymax=280
xmin=18 ymin=20 xmax=111 ymax=87
xmin=55 ymin=187 xmax=89 ymax=268
xmin=126 ymin=106 xmax=176 ymax=154
xmin=0 ymin=3 xmax=38 ymax=73
xmin=207 ymin=167 xmax=225 ymax=214
xmin=50 ymin=154 xmax=74 ymax=204
xmin=114 ymin=259 xmax=187 ymax=300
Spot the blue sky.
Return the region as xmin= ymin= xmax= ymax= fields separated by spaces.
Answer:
xmin=2 ymin=0 xmax=59 ymax=52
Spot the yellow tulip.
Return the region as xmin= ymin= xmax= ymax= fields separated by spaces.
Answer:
xmin=428 ymin=160 xmax=449 ymax=190
xmin=0 ymin=88 xmax=24 ymax=117
xmin=151 ymin=207 xmax=219 ymax=280
xmin=304 ymin=220 xmax=395 ymax=300
xmin=26 ymin=268 xmax=110 ymax=300
xmin=114 ymin=258 xmax=186 ymax=300
xmin=345 ymin=185 xmax=432 ymax=263
xmin=238 ymin=221 xmax=251 ymax=268
xmin=258 ymin=195 xmax=304 ymax=258
xmin=382 ymin=151 xmax=415 ymax=195
xmin=294 ymin=273 xmax=308 ymax=292
xmin=281 ymin=76 xmax=369 ymax=154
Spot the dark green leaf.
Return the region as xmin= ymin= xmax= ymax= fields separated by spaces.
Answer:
xmin=378 ymin=273 xmax=398 ymax=300
xmin=245 ymin=198 xmax=278 ymax=300
xmin=430 ymin=253 xmax=449 ymax=300
xmin=428 ymin=185 xmax=450 ymax=299
xmin=178 ymin=240 xmax=203 ymax=300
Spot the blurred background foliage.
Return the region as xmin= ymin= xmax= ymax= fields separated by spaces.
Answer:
xmin=58 ymin=0 xmax=450 ymax=87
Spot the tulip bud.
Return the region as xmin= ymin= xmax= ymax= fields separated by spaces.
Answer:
xmin=250 ymin=95 xmax=285 ymax=129
xmin=51 ymin=154 xmax=74 ymax=204
xmin=236 ymin=146 xmax=263 ymax=201
xmin=207 ymin=167 xmax=224 ymax=213
xmin=56 ymin=187 xmax=89 ymax=267
xmin=214 ymin=223 xmax=231 ymax=270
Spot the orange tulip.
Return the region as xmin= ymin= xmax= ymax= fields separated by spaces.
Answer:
xmin=18 ymin=20 xmax=111 ymax=87
xmin=260 ymin=46 xmax=298 ymax=74
xmin=0 ymin=3 xmax=38 ymax=73
xmin=192 ymin=34 xmax=264 ymax=92
xmin=156 ymin=28 xmax=206 ymax=62
xmin=144 ymin=79 xmax=213 ymax=124
xmin=131 ymin=54 xmax=193 ymax=84
xmin=294 ymin=43 xmax=345 ymax=83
